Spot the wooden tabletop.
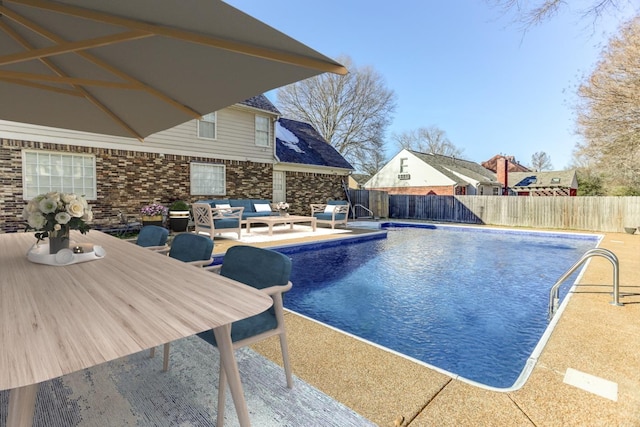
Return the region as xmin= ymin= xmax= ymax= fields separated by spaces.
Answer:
xmin=0 ymin=230 xmax=272 ymax=391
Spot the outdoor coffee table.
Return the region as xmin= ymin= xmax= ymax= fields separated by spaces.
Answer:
xmin=245 ymin=215 xmax=317 ymax=236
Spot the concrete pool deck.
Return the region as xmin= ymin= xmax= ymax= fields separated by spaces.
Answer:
xmin=213 ymin=225 xmax=640 ymax=426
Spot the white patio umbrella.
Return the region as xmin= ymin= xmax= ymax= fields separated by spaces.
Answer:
xmin=0 ymin=0 xmax=347 ymax=140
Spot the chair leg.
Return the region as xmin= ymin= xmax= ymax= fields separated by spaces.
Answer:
xmin=279 ymin=332 xmax=294 ymax=389
xmin=149 ymin=347 xmax=156 ymax=358
xmin=162 ymin=343 xmax=170 ymax=372
xmin=217 ymin=364 xmax=227 ymax=427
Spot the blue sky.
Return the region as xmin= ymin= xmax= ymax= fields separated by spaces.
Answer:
xmin=226 ymin=1 xmax=634 ymax=170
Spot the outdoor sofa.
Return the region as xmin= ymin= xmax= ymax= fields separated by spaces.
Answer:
xmin=196 ymin=199 xmax=278 ymax=223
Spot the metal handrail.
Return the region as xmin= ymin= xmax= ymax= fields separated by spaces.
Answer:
xmin=352 ymin=203 xmax=374 ymax=219
xmin=548 ymin=248 xmax=621 ymax=319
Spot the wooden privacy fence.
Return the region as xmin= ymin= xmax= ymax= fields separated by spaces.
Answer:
xmin=348 ymin=191 xmax=640 ymax=233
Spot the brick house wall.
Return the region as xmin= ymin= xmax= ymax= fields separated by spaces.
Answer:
xmin=1 ymin=138 xmax=346 ymax=233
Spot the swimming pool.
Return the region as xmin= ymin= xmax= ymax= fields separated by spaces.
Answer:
xmin=277 ymin=224 xmax=599 ymax=389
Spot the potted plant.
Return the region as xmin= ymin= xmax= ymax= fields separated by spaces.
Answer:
xmin=140 ymin=203 xmax=167 ymax=227
xmin=168 ymin=200 xmax=190 ymax=232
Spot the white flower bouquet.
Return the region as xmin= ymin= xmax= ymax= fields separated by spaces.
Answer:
xmin=23 ymin=192 xmax=93 ymax=242
xmin=276 ymin=201 xmax=289 ymax=211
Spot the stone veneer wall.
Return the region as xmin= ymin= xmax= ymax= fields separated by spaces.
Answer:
xmin=284 ymin=171 xmax=347 ymax=216
xmin=1 ymin=139 xmax=347 ymax=233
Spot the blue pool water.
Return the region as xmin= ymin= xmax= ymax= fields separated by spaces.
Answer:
xmin=279 ymin=224 xmax=599 ymax=388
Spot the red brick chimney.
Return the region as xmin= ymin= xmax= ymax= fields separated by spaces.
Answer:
xmin=496 ymin=157 xmax=508 ymax=195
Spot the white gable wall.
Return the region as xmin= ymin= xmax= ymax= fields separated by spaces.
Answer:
xmin=364 ymin=149 xmax=456 ymax=189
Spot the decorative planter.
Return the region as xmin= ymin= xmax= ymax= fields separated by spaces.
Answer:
xmin=169 ymin=210 xmax=190 ymax=232
xmin=278 ymin=210 xmax=289 ymax=217
xmin=142 ymin=215 xmax=164 ymax=227
xmin=49 ymin=232 xmax=70 ymax=254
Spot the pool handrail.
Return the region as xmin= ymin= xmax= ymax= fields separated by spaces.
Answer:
xmin=548 ymin=248 xmax=621 ymax=319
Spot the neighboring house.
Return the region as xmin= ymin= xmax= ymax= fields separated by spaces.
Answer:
xmin=348 ymin=173 xmax=370 ymax=189
xmin=0 ymin=95 xmax=347 ymax=232
xmin=482 ymin=154 xmax=530 ymax=173
xmin=364 ymin=149 xmax=502 ymax=196
xmin=507 ymin=170 xmax=579 ymax=196
xmin=274 ymin=118 xmax=353 ymax=204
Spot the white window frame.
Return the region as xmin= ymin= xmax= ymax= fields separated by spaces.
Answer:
xmin=190 ymin=162 xmax=226 ymax=195
xmin=197 ymin=112 xmax=217 ymax=140
xmin=255 ymin=115 xmax=270 ymax=147
xmin=22 ymin=150 xmax=96 ymax=200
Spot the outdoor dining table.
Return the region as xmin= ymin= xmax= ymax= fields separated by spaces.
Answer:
xmin=0 ymin=230 xmax=272 ymax=427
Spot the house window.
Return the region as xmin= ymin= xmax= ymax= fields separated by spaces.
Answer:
xmin=197 ymin=112 xmax=216 ymax=140
xmin=400 ymin=158 xmax=408 ymax=173
xmin=22 ymin=151 xmax=96 ymax=200
xmin=190 ymin=162 xmax=225 ymax=195
xmin=493 ymin=187 xmax=499 ymax=195
xmin=255 ymin=115 xmax=270 ymax=147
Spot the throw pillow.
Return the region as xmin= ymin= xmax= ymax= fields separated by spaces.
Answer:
xmin=254 ymin=203 xmax=272 ymax=212
xmin=215 ymin=203 xmax=232 ymax=214
xmin=324 ymin=205 xmax=337 ymax=214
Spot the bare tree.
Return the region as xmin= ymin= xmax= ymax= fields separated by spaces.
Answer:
xmin=392 ymin=126 xmax=464 ymax=158
xmin=575 ymin=15 xmax=640 ymax=194
xmin=530 ymin=151 xmax=553 ymax=171
xmin=486 ymin=0 xmax=635 ymax=28
xmin=276 ymin=56 xmax=397 ymax=173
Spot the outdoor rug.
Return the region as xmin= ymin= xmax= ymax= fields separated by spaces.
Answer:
xmin=0 ymin=336 xmax=375 ymax=427
xmin=218 ymin=225 xmax=351 ymax=244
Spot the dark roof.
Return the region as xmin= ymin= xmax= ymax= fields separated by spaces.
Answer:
xmin=239 ymin=95 xmax=280 ymax=115
xmin=509 ymin=170 xmax=577 ymax=189
xmin=276 ymin=118 xmax=353 ymax=170
xmin=350 ymin=173 xmax=370 ymax=184
xmin=410 ymin=150 xmax=497 ymax=185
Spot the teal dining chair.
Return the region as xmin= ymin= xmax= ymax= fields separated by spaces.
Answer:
xmin=134 ymin=225 xmax=169 ymax=250
xmin=157 ymin=245 xmax=293 ymax=426
xmin=166 ymin=232 xmax=214 ymax=267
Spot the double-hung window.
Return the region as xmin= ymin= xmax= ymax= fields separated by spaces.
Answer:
xmin=197 ymin=112 xmax=217 ymax=140
xmin=190 ymin=162 xmax=225 ymax=195
xmin=255 ymin=115 xmax=270 ymax=147
xmin=22 ymin=150 xmax=96 ymax=200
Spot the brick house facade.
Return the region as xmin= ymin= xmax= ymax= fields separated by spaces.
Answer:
xmin=1 ymin=95 xmax=351 ymax=233
xmin=0 ymin=140 xmax=346 ymax=234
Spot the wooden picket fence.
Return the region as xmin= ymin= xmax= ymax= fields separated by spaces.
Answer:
xmin=348 ymin=190 xmax=640 ymax=233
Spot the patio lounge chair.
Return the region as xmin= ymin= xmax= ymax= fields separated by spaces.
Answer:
xmin=193 ymin=202 xmax=244 ymax=240
xmin=310 ymin=200 xmax=350 ymax=229
xmin=157 ymin=245 xmax=293 ymax=427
